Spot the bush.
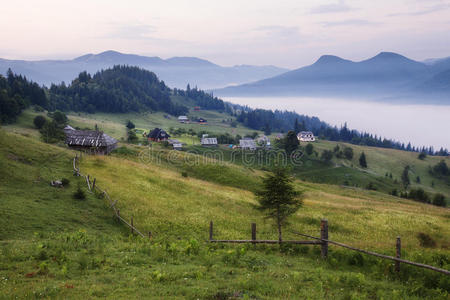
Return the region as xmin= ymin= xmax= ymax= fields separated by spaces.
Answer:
xmin=418 ymin=152 xmax=427 ymax=160
xmin=417 ymin=232 xmax=436 ymax=248
xmin=408 ymin=188 xmax=430 ymax=203
xmin=61 ymin=178 xmax=70 ymax=186
xmin=321 ymin=150 xmax=333 ymax=162
xmin=33 ymin=115 xmax=47 ymax=129
xmin=181 ymin=171 xmax=188 ymax=178
xmin=343 ymin=147 xmax=354 ymax=160
xmin=432 ymin=193 xmax=446 ymax=207
xmin=73 ymin=183 xmax=86 ymax=200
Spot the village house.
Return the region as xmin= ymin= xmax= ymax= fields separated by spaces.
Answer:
xmin=297 ymin=131 xmax=315 ymax=142
xmin=168 ymin=139 xmax=183 ymax=150
xmin=147 ymin=128 xmax=170 ymax=142
xmin=178 ymin=116 xmax=189 ymax=123
xmin=201 ymin=134 xmax=218 ymax=147
xmin=64 ymin=127 xmax=118 ymax=154
xmin=197 ymin=118 xmax=207 ymax=124
xmin=239 ymin=138 xmax=257 ymax=151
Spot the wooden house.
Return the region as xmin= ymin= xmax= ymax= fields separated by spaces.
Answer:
xmin=201 ymin=134 xmax=218 ymax=147
xmin=147 ymin=128 xmax=170 ymax=142
xmin=239 ymin=138 xmax=257 ymax=150
xmin=65 ymin=128 xmax=118 ymax=154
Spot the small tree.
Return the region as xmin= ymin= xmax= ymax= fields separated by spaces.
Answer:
xmin=284 ymin=130 xmax=299 ymax=155
xmin=127 ymin=130 xmax=138 ymax=143
xmin=50 ymin=111 xmax=68 ymax=126
xmin=33 ymin=115 xmax=47 ymax=129
xmin=418 ymin=152 xmax=427 ymax=160
xmin=126 ymin=120 xmax=135 ymax=129
xmin=343 ymin=147 xmax=354 ymax=160
xmin=401 ymin=165 xmax=410 ymax=190
xmin=305 ymin=143 xmax=314 ymax=155
xmin=254 ymin=168 xmax=302 ymax=243
xmin=73 ymin=183 xmax=86 ymax=200
xmin=359 ymin=152 xmax=367 ymax=168
xmin=321 ymin=150 xmax=333 ymax=162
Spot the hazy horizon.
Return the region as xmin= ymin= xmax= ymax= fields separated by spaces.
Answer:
xmin=1 ymin=0 xmax=450 ymax=68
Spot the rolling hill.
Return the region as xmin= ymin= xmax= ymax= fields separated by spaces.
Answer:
xmin=0 ymin=50 xmax=288 ymax=89
xmin=0 ymin=125 xmax=449 ymax=298
xmin=216 ymin=52 xmax=450 ymax=103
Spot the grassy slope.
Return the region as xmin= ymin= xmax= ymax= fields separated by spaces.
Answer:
xmin=1 ymin=129 xmax=449 ymax=299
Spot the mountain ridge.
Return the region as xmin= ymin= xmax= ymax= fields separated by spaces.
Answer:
xmin=0 ymin=50 xmax=288 ymax=89
xmin=215 ymin=51 xmax=450 ymax=103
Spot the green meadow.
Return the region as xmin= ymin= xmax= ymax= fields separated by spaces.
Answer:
xmin=0 ymin=109 xmax=449 ymax=299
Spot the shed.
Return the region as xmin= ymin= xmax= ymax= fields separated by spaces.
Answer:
xmin=201 ymin=137 xmax=218 ymax=147
xmin=197 ymin=118 xmax=207 ymax=124
xmin=239 ymin=138 xmax=257 ymax=150
xmin=168 ymin=139 xmax=183 ymax=150
xmin=65 ymin=130 xmax=118 ymax=154
xmin=178 ymin=116 xmax=189 ymax=123
xmin=148 ymin=128 xmax=170 ymax=142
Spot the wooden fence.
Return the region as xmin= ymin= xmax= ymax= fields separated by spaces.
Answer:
xmin=209 ymin=220 xmax=450 ymax=276
xmin=73 ymin=153 xmax=151 ymax=239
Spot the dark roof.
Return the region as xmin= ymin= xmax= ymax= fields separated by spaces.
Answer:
xmin=65 ymin=130 xmax=117 ymax=147
xmin=147 ymin=128 xmax=170 ymax=139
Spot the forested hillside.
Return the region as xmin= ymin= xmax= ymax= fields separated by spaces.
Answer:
xmin=0 ymin=69 xmax=47 ymax=123
xmin=48 ymin=66 xmax=188 ymax=115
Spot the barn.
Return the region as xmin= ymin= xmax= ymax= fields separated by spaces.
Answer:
xmin=65 ymin=128 xmax=118 ymax=154
xmin=148 ymin=128 xmax=170 ymax=142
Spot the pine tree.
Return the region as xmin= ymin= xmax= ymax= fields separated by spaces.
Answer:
xmin=401 ymin=165 xmax=410 ymax=190
xmin=359 ymin=152 xmax=367 ymax=168
xmin=254 ymin=168 xmax=303 ymax=243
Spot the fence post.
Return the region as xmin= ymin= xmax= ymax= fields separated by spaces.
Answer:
xmin=92 ymin=178 xmax=96 ymax=190
xmin=117 ymin=209 xmax=120 ymax=222
xmin=320 ymin=219 xmax=328 ymax=259
xmin=251 ymin=223 xmax=256 ymax=243
xmin=395 ymin=236 xmax=401 ymax=272
xmin=148 ymin=231 xmax=152 ymax=240
xmin=131 ymin=216 xmax=134 ymax=235
xmin=209 ymin=221 xmax=214 ymax=241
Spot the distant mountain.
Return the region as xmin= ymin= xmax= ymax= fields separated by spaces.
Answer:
xmin=0 ymin=50 xmax=288 ymax=89
xmin=216 ymin=52 xmax=450 ymax=103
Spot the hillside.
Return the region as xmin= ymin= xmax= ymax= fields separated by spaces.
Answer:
xmin=0 ymin=50 xmax=288 ymax=89
xmin=216 ymin=52 xmax=450 ymax=103
xmin=0 ymin=128 xmax=449 ymax=298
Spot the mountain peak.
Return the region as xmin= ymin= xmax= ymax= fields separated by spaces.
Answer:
xmin=314 ymin=55 xmax=351 ymax=65
xmin=370 ymin=52 xmax=410 ymax=61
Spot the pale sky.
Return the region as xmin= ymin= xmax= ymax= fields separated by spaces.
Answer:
xmin=1 ymin=0 xmax=450 ymax=68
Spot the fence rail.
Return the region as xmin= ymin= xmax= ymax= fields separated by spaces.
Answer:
xmin=209 ymin=220 xmax=450 ymax=276
xmin=73 ymin=154 xmax=149 ymax=239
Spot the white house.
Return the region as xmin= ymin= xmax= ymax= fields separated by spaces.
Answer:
xmin=297 ymin=131 xmax=315 ymax=142
xmin=178 ymin=116 xmax=189 ymax=123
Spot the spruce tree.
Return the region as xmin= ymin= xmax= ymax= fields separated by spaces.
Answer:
xmin=254 ymin=168 xmax=303 ymax=243
xmin=359 ymin=152 xmax=367 ymax=168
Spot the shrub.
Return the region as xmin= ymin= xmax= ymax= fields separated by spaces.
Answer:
xmin=321 ymin=150 xmax=333 ymax=162
xmin=408 ymin=188 xmax=429 ymax=203
xmin=418 ymin=152 xmax=427 ymax=160
xmin=61 ymin=178 xmax=70 ymax=186
xmin=73 ymin=183 xmax=86 ymax=200
xmin=305 ymin=143 xmax=314 ymax=155
xmin=432 ymin=193 xmax=446 ymax=207
xmin=417 ymin=232 xmax=436 ymax=248
xmin=181 ymin=171 xmax=188 ymax=178
xmin=33 ymin=115 xmax=47 ymax=129
xmin=343 ymin=147 xmax=354 ymax=160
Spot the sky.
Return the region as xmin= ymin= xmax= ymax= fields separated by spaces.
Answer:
xmin=1 ymin=0 xmax=450 ymax=68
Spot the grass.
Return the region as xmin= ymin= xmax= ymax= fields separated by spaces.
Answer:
xmin=1 ymin=111 xmax=450 ymax=298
